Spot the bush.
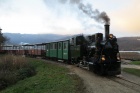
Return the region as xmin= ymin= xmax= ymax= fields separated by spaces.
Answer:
xmin=17 ymin=67 xmax=36 ymax=80
xmin=0 ymin=55 xmax=36 ymax=90
xmin=0 ymin=79 xmax=7 ymax=90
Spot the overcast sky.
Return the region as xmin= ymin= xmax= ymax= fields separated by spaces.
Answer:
xmin=0 ymin=0 xmax=139 ymax=37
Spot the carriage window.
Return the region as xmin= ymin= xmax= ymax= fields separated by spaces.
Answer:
xmin=38 ymin=45 xmax=41 ymax=49
xmin=43 ymin=45 xmax=45 ymax=50
xmin=64 ymin=43 xmax=67 ymax=49
xmin=70 ymin=38 xmax=74 ymax=45
xmin=54 ymin=43 xmax=57 ymax=49
xmin=42 ymin=45 xmax=44 ymax=50
xmin=37 ymin=45 xmax=39 ymax=49
xmin=59 ymin=43 xmax=61 ymax=49
xmin=50 ymin=44 xmax=53 ymax=49
xmin=46 ymin=45 xmax=49 ymax=49
xmin=72 ymin=38 xmax=74 ymax=43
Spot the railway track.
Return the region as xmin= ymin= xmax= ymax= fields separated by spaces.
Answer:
xmin=78 ymin=64 xmax=140 ymax=92
xmin=42 ymin=58 xmax=140 ymax=92
xmin=42 ymin=59 xmax=140 ymax=93
xmin=116 ymin=75 xmax=140 ymax=86
xmin=51 ymin=60 xmax=140 ymax=83
xmin=107 ymin=75 xmax=140 ymax=92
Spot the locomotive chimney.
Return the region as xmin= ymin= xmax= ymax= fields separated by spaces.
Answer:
xmin=104 ymin=24 xmax=110 ymax=40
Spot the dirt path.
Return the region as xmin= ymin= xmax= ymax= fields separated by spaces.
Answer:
xmin=67 ymin=65 xmax=140 ymax=93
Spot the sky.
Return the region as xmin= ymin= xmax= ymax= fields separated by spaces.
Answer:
xmin=0 ymin=0 xmax=140 ymax=37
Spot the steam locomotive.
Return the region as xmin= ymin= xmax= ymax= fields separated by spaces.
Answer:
xmin=73 ymin=24 xmax=121 ymax=75
xmin=1 ymin=24 xmax=121 ymax=75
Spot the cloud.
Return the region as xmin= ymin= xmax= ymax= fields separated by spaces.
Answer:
xmin=0 ymin=0 xmax=88 ymax=34
xmin=0 ymin=0 xmax=51 ymax=33
xmin=0 ymin=0 xmax=139 ymax=37
xmin=0 ymin=0 xmax=113 ymax=35
xmin=87 ymin=0 xmax=140 ymax=36
xmin=111 ymin=0 xmax=140 ymax=35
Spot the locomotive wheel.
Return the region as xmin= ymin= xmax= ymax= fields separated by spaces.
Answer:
xmin=87 ymin=64 xmax=90 ymax=70
xmin=70 ymin=58 xmax=75 ymax=64
xmin=88 ymin=64 xmax=94 ymax=71
xmin=99 ymin=65 xmax=105 ymax=75
xmin=93 ymin=65 xmax=98 ymax=74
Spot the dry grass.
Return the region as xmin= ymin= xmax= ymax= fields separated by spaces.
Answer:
xmin=0 ymin=55 xmax=36 ymax=90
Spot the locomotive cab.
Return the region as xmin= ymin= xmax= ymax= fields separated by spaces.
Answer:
xmin=70 ymin=35 xmax=86 ymax=64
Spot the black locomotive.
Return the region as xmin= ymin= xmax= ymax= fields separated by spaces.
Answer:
xmin=71 ymin=24 xmax=121 ymax=75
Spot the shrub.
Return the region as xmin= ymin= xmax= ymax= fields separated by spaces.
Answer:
xmin=17 ymin=66 xmax=36 ymax=80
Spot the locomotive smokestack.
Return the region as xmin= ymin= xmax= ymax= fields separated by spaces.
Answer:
xmin=105 ymin=24 xmax=110 ymax=40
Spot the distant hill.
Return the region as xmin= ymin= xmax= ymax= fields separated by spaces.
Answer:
xmin=3 ymin=33 xmax=70 ymax=44
xmin=3 ymin=33 xmax=140 ymax=51
xmin=118 ymin=37 xmax=140 ymax=51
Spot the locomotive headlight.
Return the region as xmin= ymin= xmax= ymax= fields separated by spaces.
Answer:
xmin=117 ymin=57 xmax=120 ymax=60
xmin=117 ymin=53 xmax=121 ymax=61
xmin=109 ymin=34 xmax=113 ymax=38
xmin=102 ymin=55 xmax=105 ymax=61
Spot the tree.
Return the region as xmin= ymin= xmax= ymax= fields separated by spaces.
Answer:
xmin=0 ymin=28 xmax=9 ymax=49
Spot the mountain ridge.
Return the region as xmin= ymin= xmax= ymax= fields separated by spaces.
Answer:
xmin=3 ymin=33 xmax=140 ymax=51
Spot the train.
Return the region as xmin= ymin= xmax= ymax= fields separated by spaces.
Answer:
xmin=1 ymin=24 xmax=121 ymax=75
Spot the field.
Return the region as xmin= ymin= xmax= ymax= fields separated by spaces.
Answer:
xmin=121 ymin=52 xmax=140 ymax=77
xmin=122 ymin=68 xmax=140 ymax=77
xmin=130 ymin=61 xmax=140 ymax=65
xmin=0 ymin=55 xmax=84 ymax=93
xmin=120 ymin=52 xmax=140 ymax=60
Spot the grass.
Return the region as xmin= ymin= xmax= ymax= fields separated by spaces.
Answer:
xmin=130 ymin=61 xmax=140 ymax=65
xmin=0 ymin=57 xmax=84 ymax=93
xmin=123 ymin=68 xmax=140 ymax=77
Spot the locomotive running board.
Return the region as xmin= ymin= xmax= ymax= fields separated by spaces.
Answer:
xmin=58 ymin=60 xmax=64 ymax=62
xmin=78 ymin=63 xmax=89 ymax=70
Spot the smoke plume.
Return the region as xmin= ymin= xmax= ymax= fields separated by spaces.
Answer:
xmin=79 ymin=3 xmax=110 ymax=25
xmin=59 ymin=0 xmax=110 ymax=25
xmin=69 ymin=0 xmax=81 ymax=4
xmin=59 ymin=0 xmax=67 ymax=4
